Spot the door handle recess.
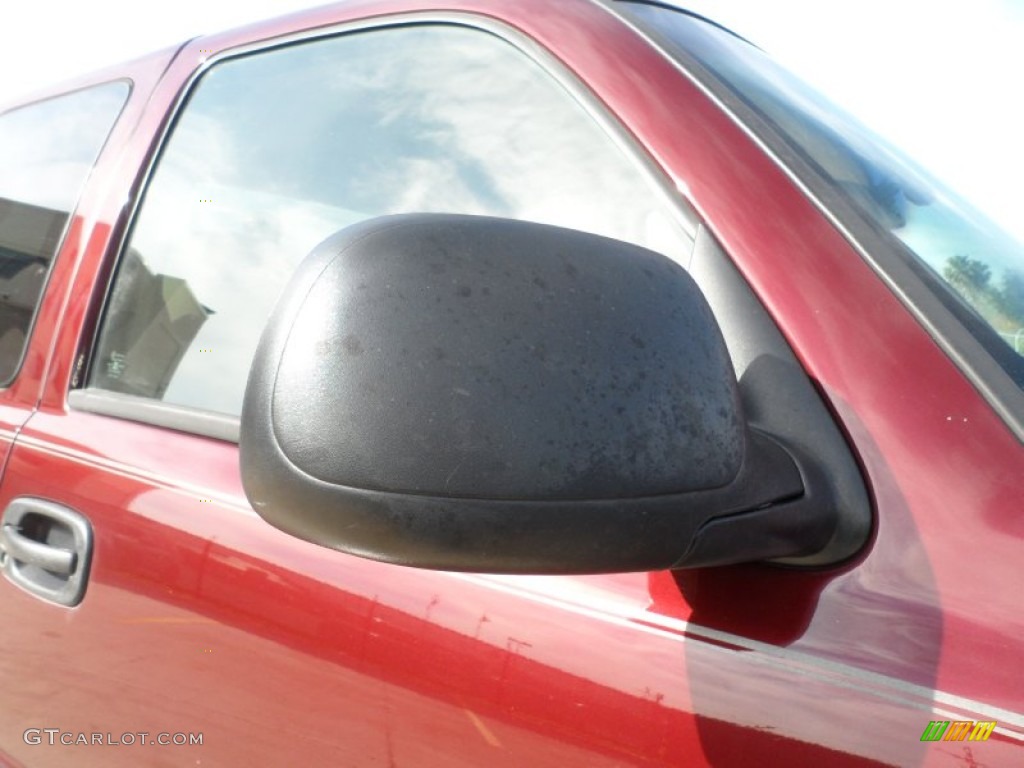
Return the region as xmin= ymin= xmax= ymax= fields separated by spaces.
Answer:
xmin=1 ymin=498 xmax=92 ymax=607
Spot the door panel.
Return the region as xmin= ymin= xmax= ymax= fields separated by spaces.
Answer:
xmin=0 ymin=409 xmax=670 ymax=766
xmin=0 ymin=406 xmax=980 ymax=767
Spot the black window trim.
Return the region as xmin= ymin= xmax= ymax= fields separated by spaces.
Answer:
xmin=71 ymin=10 xmax=701 ymax=442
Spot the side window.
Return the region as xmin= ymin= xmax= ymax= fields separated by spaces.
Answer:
xmin=89 ymin=24 xmax=691 ymax=418
xmin=0 ymin=82 xmax=129 ymax=384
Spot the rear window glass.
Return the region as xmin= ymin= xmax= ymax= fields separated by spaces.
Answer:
xmin=0 ymin=81 xmax=129 ymax=384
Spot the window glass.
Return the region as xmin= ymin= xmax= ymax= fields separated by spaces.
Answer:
xmin=89 ymin=24 xmax=691 ymax=418
xmin=0 ymin=82 xmax=129 ymax=384
xmin=623 ymin=4 xmax=1024 ymax=389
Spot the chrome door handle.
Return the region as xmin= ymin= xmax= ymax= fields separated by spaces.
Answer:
xmin=1 ymin=524 xmax=76 ymax=574
xmin=0 ymin=498 xmax=93 ymax=607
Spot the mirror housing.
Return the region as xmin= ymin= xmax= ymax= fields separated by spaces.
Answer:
xmin=240 ymin=214 xmax=832 ymax=573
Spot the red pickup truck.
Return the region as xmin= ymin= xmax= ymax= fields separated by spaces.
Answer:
xmin=1 ymin=1 xmax=1021 ymax=765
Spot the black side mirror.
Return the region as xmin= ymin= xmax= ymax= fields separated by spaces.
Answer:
xmin=240 ymin=214 xmax=832 ymax=573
